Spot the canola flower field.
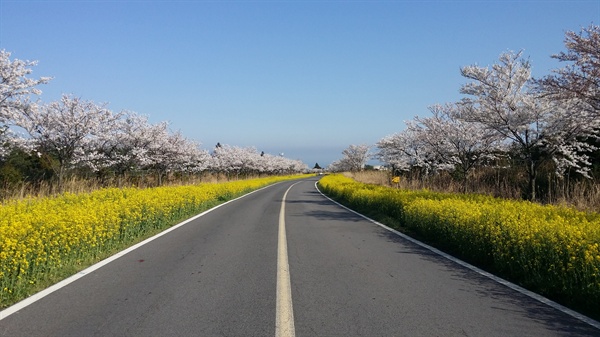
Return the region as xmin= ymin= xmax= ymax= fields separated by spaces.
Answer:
xmin=318 ymin=174 xmax=600 ymax=317
xmin=0 ymin=174 xmax=308 ymax=308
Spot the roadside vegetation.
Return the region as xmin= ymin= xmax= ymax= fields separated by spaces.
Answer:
xmin=348 ymin=169 xmax=600 ymax=212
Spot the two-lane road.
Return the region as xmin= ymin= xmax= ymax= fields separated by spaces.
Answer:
xmin=1 ymin=177 xmax=599 ymax=336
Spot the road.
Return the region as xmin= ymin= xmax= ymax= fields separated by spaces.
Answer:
xmin=1 ymin=176 xmax=599 ymax=336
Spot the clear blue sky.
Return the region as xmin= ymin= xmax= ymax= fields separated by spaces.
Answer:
xmin=1 ymin=1 xmax=598 ymax=167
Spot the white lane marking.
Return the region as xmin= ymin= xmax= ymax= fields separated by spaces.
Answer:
xmin=0 ymin=183 xmax=281 ymax=321
xmin=314 ymin=181 xmax=600 ymax=331
xmin=276 ymin=183 xmax=299 ymax=337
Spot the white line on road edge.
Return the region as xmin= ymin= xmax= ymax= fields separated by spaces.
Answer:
xmin=314 ymin=181 xmax=600 ymax=331
xmin=276 ymin=183 xmax=299 ymax=337
xmin=0 ymin=183 xmax=282 ymax=321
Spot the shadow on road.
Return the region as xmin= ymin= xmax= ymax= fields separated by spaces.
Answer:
xmin=375 ymin=227 xmax=600 ymax=336
xmin=286 ymin=191 xmax=365 ymax=223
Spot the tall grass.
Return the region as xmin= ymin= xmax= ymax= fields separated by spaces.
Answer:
xmin=0 ymin=172 xmax=273 ymax=202
xmin=346 ymin=170 xmax=600 ymax=212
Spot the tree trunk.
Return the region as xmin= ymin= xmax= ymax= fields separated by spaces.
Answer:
xmin=57 ymin=161 xmax=66 ymax=192
xmin=461 ymin=175 xmax=468 ymax=194
xmin=527 ymin=159 xmax=537 ymax=201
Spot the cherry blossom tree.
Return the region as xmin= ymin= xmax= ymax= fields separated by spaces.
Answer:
xmin=149 ymin=130 xmax=210 ymax=184
xmin=535 ymin=24 xmax=600 ymax=180
xmin=460 ymin=51 xmax=599 ymax=200
xmin=376 ymin=128 xmax=436 ymax=175
xmin=288 ymin=158 xmax=308 ymax=174
xmin=1 ymin=50 xmax=51 ymax=161
xmin=15 ymin=94 xmax=121 ymax=186
xmin=209 ymin=144 xmax=306 ymax=177
xmin=536 ymin=24 xmax=599 ymax=116
xmin=115 ymin=114 xmax=170 ymax=174
xmin=265 ymin=154 xmax=307 ymax=175
xmin=77 ymin=111 xmax=145 ymax=175
xmin=259 ymin=153 xmax=285 ymax=175
xmin=210 ymin=144 xmax=257 ymax=178
xmin=410 ymin=103 xmax=502 ymax=190
xmin=78 ymin=111 xmax=210 ymax=184
xmin=329 ymin=144 xmax=370 ymax=172
xmin=0 ymin=127 xmax=14 ymax=160
xmin=0 ymin=50 xmax=51 ymax=123
xmin=170 ymin=135 xmax=210 ymax=175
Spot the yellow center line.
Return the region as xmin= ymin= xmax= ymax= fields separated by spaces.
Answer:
xmin=276 ymin=183 xmax=299 ymax=337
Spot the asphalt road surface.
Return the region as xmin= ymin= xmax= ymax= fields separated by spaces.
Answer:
xmin=1 ymin=176 xmax=599 ymax=336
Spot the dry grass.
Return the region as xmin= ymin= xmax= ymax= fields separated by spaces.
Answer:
xmin=345 ymin=170 xmax=600 ymax=212
xmin=343 ymin=171 xmax=390 ymax=186
xmin=0 ymin=172 xmax=262 ymax=202
xmin=554 ymin=181 xmax=600 ymax=212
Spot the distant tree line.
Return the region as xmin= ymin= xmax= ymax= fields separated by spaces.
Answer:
xmin=0 ymin=50 xmax=307 ymax=192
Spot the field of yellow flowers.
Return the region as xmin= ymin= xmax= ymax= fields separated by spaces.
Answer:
xmin=318 ymin=174 xmax=600 ymax=317
xmin=0 ymin=174 xmax=307 ymax=308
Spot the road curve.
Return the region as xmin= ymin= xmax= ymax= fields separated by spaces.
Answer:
xmin=1 ymin=176 xmax=599 ymax=336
